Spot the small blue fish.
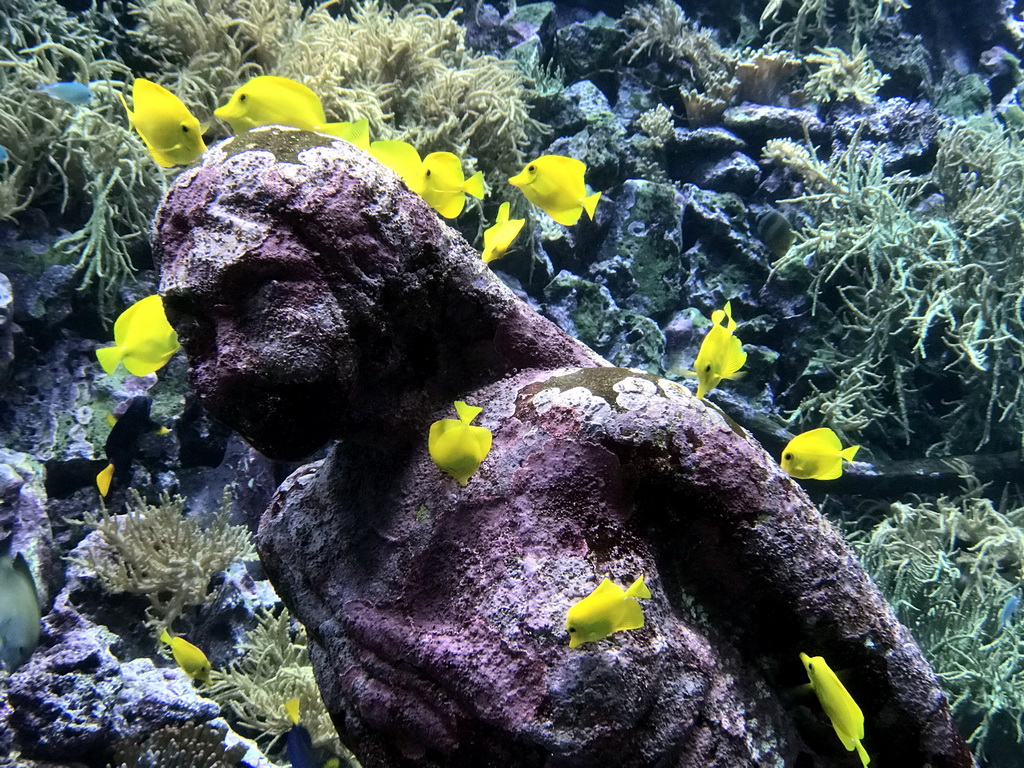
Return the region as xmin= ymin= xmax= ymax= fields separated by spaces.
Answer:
xmin=999 ymin=595 xmax=1020 ymax=631
xmin=36 ymin=81 xmax=93 ymax=105
xmin=0 ymin=145 xmax=8 ymax=163
xmin=286 ymin=723 xmax=315 ymax=768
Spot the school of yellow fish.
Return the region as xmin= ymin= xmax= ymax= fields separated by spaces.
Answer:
xmin=108 ymin=72 xmax=876 ymax=764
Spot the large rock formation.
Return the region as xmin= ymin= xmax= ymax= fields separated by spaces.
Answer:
xmin=152 ymin=126 xmax=973 ymax=768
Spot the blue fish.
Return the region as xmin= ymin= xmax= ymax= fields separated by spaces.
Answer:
xmin=0 ymin=145 xmax=7 ymax=163
xmin=36 ymin=81 xmax=93 ymax=105
xmin=286 ymin=724 xmax=316 ymax=768
xmin=999 ymin=595 xmax=1020 ymax=631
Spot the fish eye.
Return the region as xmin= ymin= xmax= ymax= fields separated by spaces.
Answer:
xmin=784 ymin=452 xmax=793 ymax=460
xmin=568 ymin=627 xmax=576 ymax=633
xmin=528 ymin=164 xmax=536 ymax=171
xmin=181 ymin=124 xmax=190 ymax=133
xmin=425 ymin=169 xmax=431 ymax=177
xmin=239 ymin=93 xmax=247 ymax=102
xmin=704 ymin=364 xmax=712 ymax=372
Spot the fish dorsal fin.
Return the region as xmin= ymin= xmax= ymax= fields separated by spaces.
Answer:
xmin=591 ymin=578 xmax=621 ymax=598
xmin=454 ymin=400 xmax=482 ymax=424
xmin=800 ymin=427 xmax=843 ymax=452
xmin=259 ymin=75 xmax=324 ymax=115
xmin=495 ymin=201 xmax=511 ymax=225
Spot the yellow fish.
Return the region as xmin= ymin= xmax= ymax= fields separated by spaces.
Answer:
xmin=800 ymin=652 xmax=870 ymax=767
xmin=481 ymin=202 xmax=525 ymax=264
xmin=781 ymin=428 xmax=860 ymax=480
xmin=507 ymin=154 xmax=601 ymax=226
xmin=95 ymin=295 xmax=180 ymax=376
xmin=428 ymin=401 xmax=493 ymax=486
xmin=690 ymin=301 xmax=746 ymax=400
xmin=565 ymin=576 xmax=651 ymax=649
xmin=119 ymin=78 xmax=207 ymax=168
xmin=214 ymin=76 xmax=370 ymax=150
xmin=160 ymin=629 xmax=211 ymax=684
xmin=369 ymin=141 xmax=485 ymax=218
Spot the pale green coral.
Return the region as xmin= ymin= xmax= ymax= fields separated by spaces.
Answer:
xmin=206 ymin=609 xmax=360 ymax=767
xmin=0 ymin=12 xmax=165 ymax=313
xmin=854 ymin=472 xmax=1024 ymax=758
xmin=73 ymin=489 xmax=255 ymax=627
xmin=760 ymin=0 xmax=908 ymax=51
xmin=804 ymin=44 xmax=889 ymax=103
xmin=765 ymin=117 xmax=1024 ymax=453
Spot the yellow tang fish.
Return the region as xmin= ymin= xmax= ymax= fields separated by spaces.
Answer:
xmin=214 ymin=76 xmax=369 ymax=150
xmin=481 ymin=202 xmax=525 ymax=264
xmin=565 ymin=576 xmax=651 ymax=649
xmin=690 ymin=301 xmax=746 ymax=400
xmin=781 ymin=428 xmax=860 ymax=480
xmin=95 ymin=294 xmax=180 ymax=377
xmin=160 ymin=629 xmax=211 ymax=684
xmin=800 ymin=652 xmax=870 ymax=767
xmin=428 ymin=401 xmax=493 ymax=486
xmin=119 ymin=78 xmax=207 ymax=168
xmin=369 ymin=141 xmax=485 ymax=218
xmin=507 ymin=154 xmax=601 ymax=226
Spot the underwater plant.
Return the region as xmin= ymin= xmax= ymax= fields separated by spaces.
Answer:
xmin=72 ymin=489 xmax=255 ymax=627
xmin=760 ymin=0 xmax=908 ymax=52
xmin=766 ymin=115 xmax=1024 ymax=454
xmin=855 ymin=470 xmax=1024 ymax=760
xmin=205 ymin=608 xmax=359 ymax=766
xmin=803 ymin=44 xmax=889 ymax=103
xmin=0 ymin=7 xmax=165 ymax=314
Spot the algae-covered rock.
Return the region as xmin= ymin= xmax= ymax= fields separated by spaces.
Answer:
xmin=152 ymin=127 xmax=973 ymax=768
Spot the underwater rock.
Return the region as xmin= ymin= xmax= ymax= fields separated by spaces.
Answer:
xmin=722 ymin=105 xmax=827 ymax=148
xmin=7 ymin=604 xmax=219 ymax=762
xmin=0 ymin=271 xmax=13 ymax=382
xmin=543 ymin=270 xmax=666 ymax=370
xmin=152 ymin=127 xmax=973 ymax=768
xmin=588 ymin=179 xmax=684 ymax=319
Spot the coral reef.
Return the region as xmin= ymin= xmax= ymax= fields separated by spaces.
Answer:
xmin=111 ymin=721 xmax=249 ymax=768
xmin=765 ymin=110 xmax=1024 ymax=455
xmin=151 ymin=127 xmax=971 ymax=767
xmin=71 ymin=489 xmax=255 ymax=627
xmin=206 ymin=609 xmax=357 ymax=765
xmin=856 ymin=471 xmax=1024 ymax=761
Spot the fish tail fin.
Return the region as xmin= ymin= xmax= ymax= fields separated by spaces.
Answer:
xmin=325 ymin=118 xmax=370 ymax=151
xmin=582 ymin=191 xmax=601 ymax=220
xmin=840 ymin=444 xmax=860 ymax=462
xmin=463 ymin=171 xmax=485 ymax=200
xmin=159 ymin=628 xmax=173 ymax=645
xmin=625 ymin=575 xmax=651 ymax=599
xmin=95 ymin=344 xmax=124 ymax=374
xmin=96 ymin=464 xmax=115 ymax=497
xmin=453 ymin=400 xmax=482 ymax=424
xmin=854 ymin=740 xmax=870 ymax=767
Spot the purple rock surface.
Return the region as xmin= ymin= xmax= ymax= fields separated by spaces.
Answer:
xmin=152 ymin=127 xmax=974 ymax=767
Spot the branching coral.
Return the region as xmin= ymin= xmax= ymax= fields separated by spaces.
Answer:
xmin=275 ymin=1 xmax=544 ymax=186
xmin=0 ymin=18 xmax=165 ymax=314
xmin=73 ymin=489 xmax=255 ymax=627
xmin=760 ymin=0 xmax=909 ymax=52
xmin=617 ymin=0 xmax=799 ymax=124
xmin=766 ymin=118 xmax=1024 ymax=453
xmin=128 ymin=0 xmax=301 ymax=123
xmin=855 ymin=471 xmax=1024 ymax=758
xmin=206 ymin=609 xmax=360 ymax=766
xmin=804 ymin=44 xmax=889 ymax=103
